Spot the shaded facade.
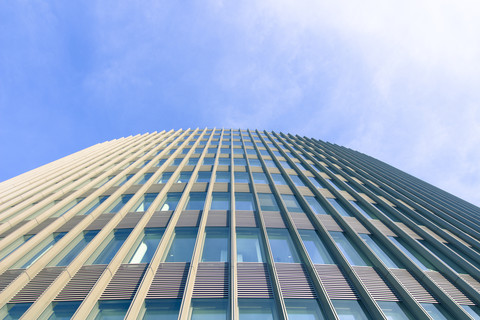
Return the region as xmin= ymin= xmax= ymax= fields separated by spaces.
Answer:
xmin=0 ymin=128 xmax=479 ymax=319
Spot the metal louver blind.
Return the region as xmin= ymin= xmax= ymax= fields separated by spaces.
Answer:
xmin=10 ymin=266 xmax=65 ymax=303
xmin=235 ymin=211 xmax=257 ymax=227
xmin=317 ymin=215 xmax=343 ymax=232
xmin=146 ymin=211 xmax=173 ymax=228
xmin=100 ymin=263 xmax=147 ymax=300
xmin=237 ymin=263 xmax=273 ymax=298
xmin=353 ymin=266 xmax=398 ymax=301
xmin=390 ymin=269 xmax=437 ymax=303
xmin=425 ymin=271 xmax=474 ymax=305
xmin=442 ymin=229 xmax=471 ymax=247
xmin=25 ymin=218 xmax=57 ymax=235
xmin=290 ymin=212 xmax=315 ymax=230
xmin=54 ymin=265 xmax=107 ymax=301
xmin=276 ymin=263 xmax=316 ymax=298
xmin=176 ymin=210 xmax=202 ymax=227
xmin=55 ymin=216 xmax=87 ymax=233
xmin=343 ymin=217 xmax=370 ymax=234
xmin=116 ymin=213 xmax=143 ymax=229
xmin=420 ymin=226 xmax=447 ymax=243
xmin=0 ymin=221 xmax=28 ymax=237
xmin=192 ymin=262 xmax=228 ymax=298
xmin=314 ymin=264 xmax=358 ymax=300
xmin=262 ymin=211 xmax=286 ymax=228
xmin=459 ymin=274 xmax=480 ymax=294
xmin=0 ymin=269 xmax=24 ymax=293
xmin=206 ymin=210 xmax=229 ymax=227
xmin=85 ymin=214 xmax=114 ymax=231
xmin=146 ymin=262 xmax=189 ymax=299
xmin=370 ymin=220 xmax=397 ymax=237
xmin=395 ymin=222 xmax=423 ymax=240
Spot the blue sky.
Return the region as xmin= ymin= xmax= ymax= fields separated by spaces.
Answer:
xmin=1 ymin=1 xmax=480 ymax=206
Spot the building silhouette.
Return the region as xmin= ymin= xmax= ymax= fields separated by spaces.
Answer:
xmin=0 ymin=128 xmax=479 ymax=319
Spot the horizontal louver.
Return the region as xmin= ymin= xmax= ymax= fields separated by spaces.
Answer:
xmin=395 ymin=223 xmax=423 ymax=240
xmin=290 ymin=212 xmax=315 ymax=230
xmin=192 ymin=262 xmax=228 ymax=298
xmin=343 ymin=217 xmax=370 ymax=234
xmin=54 ymin=265 xmax=107 ymax=301
xmin=235 ymin=211 xmax=257 ymax=227
xmin=442 ymin=229 xmax=471 ymax=247
xmin=55 ymin=216 xmax=87 ymax=233
xmin=100 ymin=263 xmax=147 ymax=300
xmin=459 ymin=274 xmax=480 ymax=294
xmin=314 ymin=264 xmax=358 ymax=299
xmin=116 ymin=213 xmax=142 ymax=229
xmin=276 ymin=263 xmax=316 ymax=298
xmin=0 ymin=221 xmax=28 ymax=237
xmin=237 ymin=263 xmax=273 ymax=298
xmin=25 ymin=218 xmax=57 ymax=235
xmin=10 ymin=266 xmax=65 ymax=303
xmin=146 ymin=211 xmax=173 ymax=228
xmin=147 ymin=262 xmax=189 ymax=299
xmin=0 ymin=269 xmax=24 ymax=293
xmin=206 ymin=210 xmax=229 ymax=227
xmin=262 ymin=212 xmax=286 ymax=228
xmin=317 ymin=215 xmax=342 ymax=232
xmin=390 ymin=269 xmax=437 ymax=303
xmin=176 ymin=210 xmax=201 ymax=227
xmin=420 ymin=226 xmax=446 ymax=243
xmin=353 ymin=266 xmax=398 ymax=301
xmin=85 ymin=214 xmax=114 ymax=231
xmin=370 ymin=220 xmax=397 ymax=237
xmin=425 ymin=271 xmax=474 ymax=305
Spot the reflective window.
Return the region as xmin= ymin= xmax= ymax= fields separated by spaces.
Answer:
xmin=462 ymin=305 xmax=480 ymax=320
xmin=377 ymin=301 xmax=414 ymax=320
xmin=135 ymin=193 xmax=158 ymax=212
xmin=190 ymin=299 xmax=228 ymax=320
xmin=56 ymin=198 xmax=85 ymax=217
xmin=20 ymin=232 xmax=67 ymax=268
xmin=47 ymin=301 xmax=82 ymax=320
xmin=234 ymin=158 xmax=247 ymax=166
xmin=271 ymin=174 xmax=287 ymax=185
xmin=55 ymin=230 xmax=99 ymax=266
xmin=264 ymin=160 xmax=277 ymax=168
xmin=281 ymin=194 xmax=304 ymax=212
xmin=326 ymin=179 xmax=344 ymax=191
xmin=158 ymin=172 xmax=173 ymax=183
xmin=389 ymin=237 xmax=435 ymax=271
xmin=280 ymin=161 xmax=292 ymax=169
xmin=299 ymin=230 xmax=335 ymax=264
xmin=328 ymin=198 xmax=352 ymax=217
xmin=156 ymin=159 xmax=166 ymax=167
xmin=159 ymin=193 xmax=181 ymax=211
xmin=419 ymin=240 xmax=465 ymax=273
xmin=305 ymin=196 xmax=328 ymax=215
xmin=249 ymin=159 xmax=261 ymax=167
xmin=118 ymin=174 xmax=134 ymax=187
xmin=373 ymin=204 xmax=401 ymax=222
xmin=332 ymin=300 xmax=370 ymax=320
xmin=216 ymin=172 xmax=230 ymax=183
xmin=234 ymin=149 xmax=245 ymax=155
xmin=290 ymin=175 xmax=306 ymax=187
xmin=246 ymin=149 xmax=257 ymax=155
xmin=267 ymin=229 xmax=301 ymax=263
xmin=218 ymin=158 xmax=230 ymax=166
xmin=203 ymin=158 xmax=215 ymax=165
xmin=137 ymin=173 xmax=154 ymax=185
xmin=80 ymin=196 xmax=109 ymax=215
xmin=130 ymin=228 xmax=165 ymax=263
xmin=285 ymin=299 xmax=325 ymax=320
xmin=188 ymin=158 xmax=199 ymax=166
xmin=308 ymin=176 xmax=327 ymax=189
xmin=330 ymin=232 xmax=371 ymax=266
xmin=211 ymin=193 xmax=230 ymax=210
xmin=92 ymin=229 xmax=132 ymax=265
xmin=140 ymin=160 xmax=151 ymax=168
xmin=185 ymin=193 xmax=207 ymax=210
xmin=107 ymin=194 xmax=134 ymax=213
xmin=234 ymin=172 xmax=250 ymax=183
xmin=3 ymin=303 xmax=32 ymax=320
xmin=176 ymin=171 xmax=192 ymax=183
xmin=420 ymin=303 xmax=452 ymax=320
xmin=143 ymin=299 xmax=181 ymax=320
xmin=239 ymin=299 xmax=278 ymax=320
xmin=252 ymin=172 xmax=268 ymax=184
xmin=349 ymin=201 xmax=376 ymax=219
xmin=258 ymin=194 xmax=280 ymax=211
xmin=235 ymin=193 xmax=256 ymax=211
xmin=237 ymin=228 xmax=266 ymax=262
xmin=93 ymin=300 xmax=131 ymax=319
xmin=196 ymin=171 xmax=211 ymax=183
xmin=165 ymin=228 xmax=197 ymax=262
xmin=202 ymin=228 xmax=229 ymax=262
xmin=220 ymin=148 xmax=230 ymax=154
xmin=359 ymin=234 xmax=403 ymax=269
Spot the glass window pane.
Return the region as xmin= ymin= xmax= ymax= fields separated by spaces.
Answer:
xmin=176 ymin=171 xmax=192 ymax=183
xmin=81 ymin=196 xmax=109 ymax=215
xmin=202 ymin=228 xmax=229 ymax=262
xmin=326 ymin=179 xmax=344 ymax=191
xmin=299 ymin=230 xmax=335 ymax=264
xmin=165 ymin=228 xmax=197 ymax=262
xmin=267 ymin=229 xmax=300 ymax=263
xmin=21 ymin=232 xmax=67 ymax=268
xmin=216 ymin=172 xmax=230 ymax=183
xmin=235 ymin=193 xmax=256 ymax=211
xmin=258 ymin=194 xmax=279 ymax=211
xmin=359 ymin=234 xmax=403 ymax=269
xmin=56 ymin=230 xmax=99 ymax=266
xmin=377 ymin=301 xmax=414 ymax=320
xmin=135 ymin=193 xmax=158 ymax=212
xmin=252 ymin=172 xmax=268 ymax=184
xmin=211 ymin=193 xmax=230 ymax=210
xmin=349 ymin=201 xmax=375 ymax=219
xmin=389 ymin=236 xmax=435 ymax=271
xmin=305 ymin=196 xmax=328 ymax=215
xmin=281 ymin=194 xmax=304 ymax=212
xmin=203 ymin=158 xmax=215 ymax=165
xmin=420 ymin=303 xmax=452 ymax=320
xmin=264 ymin=160 xmax=277 ymax=168
xmin=280 ymin=161 xmax=292 ymax=169
xmin=239 ymin=299 xmax=278 ymax=320
xmin=419 ymin=240 xmax=465 ymax=273
xmin=285 ymin=299 xmax=325 ymax=320
xmin=4 ymin=303 xmax=32 ymax=320
xmin=143 ymin=299 xmax=181 ymax=320
xmin=92 ymin=229 xmax=132 ymax=265
xmin=218 ymin=158 xmax=230 ymax=166
xmin=234 ymin=172 xmax=250 ymax=183
xmin=332 ymin=300 xmax=370 ymax=320
xmin=196 ymin=171 xmax=212 ymax=183
xmin=185 ymin=193 xmax=207 ymax=210
xmin=271 ymin=174 xmax=287 ymax=185
xmin=136 ymin=173 xmax=154 ymax=185
xmin=188 ymin=158 xmax=199 ymax=166
xmin=130 ymin=228 xmax=165 ymax=263
xmin=308 ymin=177 xmax=326 ymax=189
xmin=159 ymin=193 xmax=181 ymax=211
xmin=94 ymin=300 xmax=131 ymax=319
xmin=330 ymin=232 xmax=371 ymax=266
xmin=462 ymin=305 xmax=480 ymax=320
xmin=290 ymin=175 xmax=306 ymax=187
xmin=190 ymin=299 xmax=228 ymax=320
xmin=237 ymin=228 xmax=266 ymax=262
xmin=328 ymin=199 xmax=352 ymax=217
xmin=108 ymin=194 xmax=134 ymax=213
xmin=158 ymin=172 xmax=173 ymax=183
xmin=118 ymin=174 xmax=134 ymax=187
xmin=48 ymin=301 xmax=82 ymax=320
xmin=249 ymin=159 xmax=261 ymax=167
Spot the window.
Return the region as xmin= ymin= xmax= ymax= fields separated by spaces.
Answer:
xmin=267 ymin=229 xmax=301 ymax=263
xmin=156 ymin=159 xmax=166 ymax=167
xmin=202 ymin=228 xmax=229 ymax=262
xmin=107 ymin=194 xmax=134 ymax=213
xmin=260 ymin=149 xmax=269 ymax=156
xmin=332 ymin=300 xmax=370 ymax=320
xmin=349 ymin=200 xmax=376 ymax=219
xmin=264 ymin=160 xmax=277 ymax=168
xmin=305 ymin=196 xmax=328 ymax=215
xmin=118 ymin=174 xmax=134 ymax=187
xmin=143 ymin=299 xmax=181 ymax=320
xmin=299 ymin=230 xmax=335 ymax=264
xmin=196 ymin=171 xmax=211 ymax=183
xmin=328 ymin=198 xmax=352 ymax=217
xmin=249 ymin=159 xmax=261 ymax=167
xmin=176 ymin=171 xmax=192 ymax=183
xmin=159 ymin=193 xmax=181 ymax=211
xmin=360 ymin=234 xmax=403 ymax=269
xmin=135 ymin=193 xmax=158 ymax=212
xmin=55 ymin=198 xmax=85 ymax=217
xmin=233 ymin=149 xmax=244 ymax=155
xmin=185 ymin=193 xmax=207 ymax=210
xmin=165 ymin=228 xmax=197 ymax=262
xmin=19 ymin=232 xmax=67 ymax=268
xmin=140 ymin=160 xmax=151 ymax=168
xmin=203 ymin=158 xmax=215 ymax=165
xmin=234 ymin=158 xmax=247 ymax=166
xmin=462 ymin=305 xmax=480 ymax=320
xmin=216 ymin=172 xmax=230 ymax=183
xmin=235 ymin=193 xmax=256 ymax=211
xmin=194 ymin=148 xmax=204 ymax=154
xmin=188 ymin=157 xmax=199 ymax=165
xmin=377 ymin=301 xmax=414 ymax=320
xmin=252 ymin=172 xmax=268 ymax=184
xmin=79 ymin=196 xmax=109 ymax=215
xmin=54 ymin=230 xmax=99 ymax=266
xmin=330 ymin=232 xmax=371 ymax=266
xmin=173 ymin=158 xmax=183 ymax=165
xmin=420 ymin=303 xmax=452 ymax=320
xmin=211 ymin=193 xmax=230 ymax=210
xmin=3 ymin=303 xmax=32 ymax=320
xmin=91 ymin=300 xmax=131 ymax=319
xmin=234 ymin=172 xmax=250 ymax=183
xmin=326 ymin=179 xmax=344 ymax=191
xmin=45 ymin=301 xmax=82 ymax=319
xmin=280 ymin=161 xmax=292 ymax=169
xmin=290 ymin=175 xmax=306 ymax=187
xmin=419 ymin=240 xmax=465 ymax=273
xmin=281 ymin=194 xmax=304 ymax=212
xmin=285 ymin=299 xmax=325 ymax=320
xmin=308 ymin=176 xmax=327 ymax=189
xmin=389 ymin=237 xmax=435 ymax=271
xmin=220 ymin=148 xmax=230 ymax=154
xmin=218 ymin=158 xmax=230 ymax=166
xmin=373 ymin=204 xmax=401 ymax=222
xmin=271 ymin=174 xmax=287 ymax=185
xmin=258 ymin=193 xmax=280 ymax=211
xmin=237 ymin=228 xmax=266 ymax=262
xmin=158 ymin=172 xmax=173 ymax=183
xmin=246 ymin=148 xmax=257 ymax=155
xmin=92 ymin=229 xmax=132 ymax=265
xmin=239 ymin=299 xmax=278 ymax=320
xmin=129 ymin=228 xmax=165 ymax=263
xmin=190 ymin=299 xmax=228 ymax=320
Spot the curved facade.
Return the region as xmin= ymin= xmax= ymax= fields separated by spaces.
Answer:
xmin=0 ymin=128 xmax=479 ymax=319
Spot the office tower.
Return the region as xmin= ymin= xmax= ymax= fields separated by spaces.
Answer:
xmin=0 ymin=128 xmax=479 ymax=319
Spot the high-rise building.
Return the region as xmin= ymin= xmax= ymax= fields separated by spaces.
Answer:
xmin=0 ymin=128 xmax=479 ymax=319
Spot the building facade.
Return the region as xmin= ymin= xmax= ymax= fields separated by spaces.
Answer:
xmin=0 ymin=128 xmax=479 ymax=319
